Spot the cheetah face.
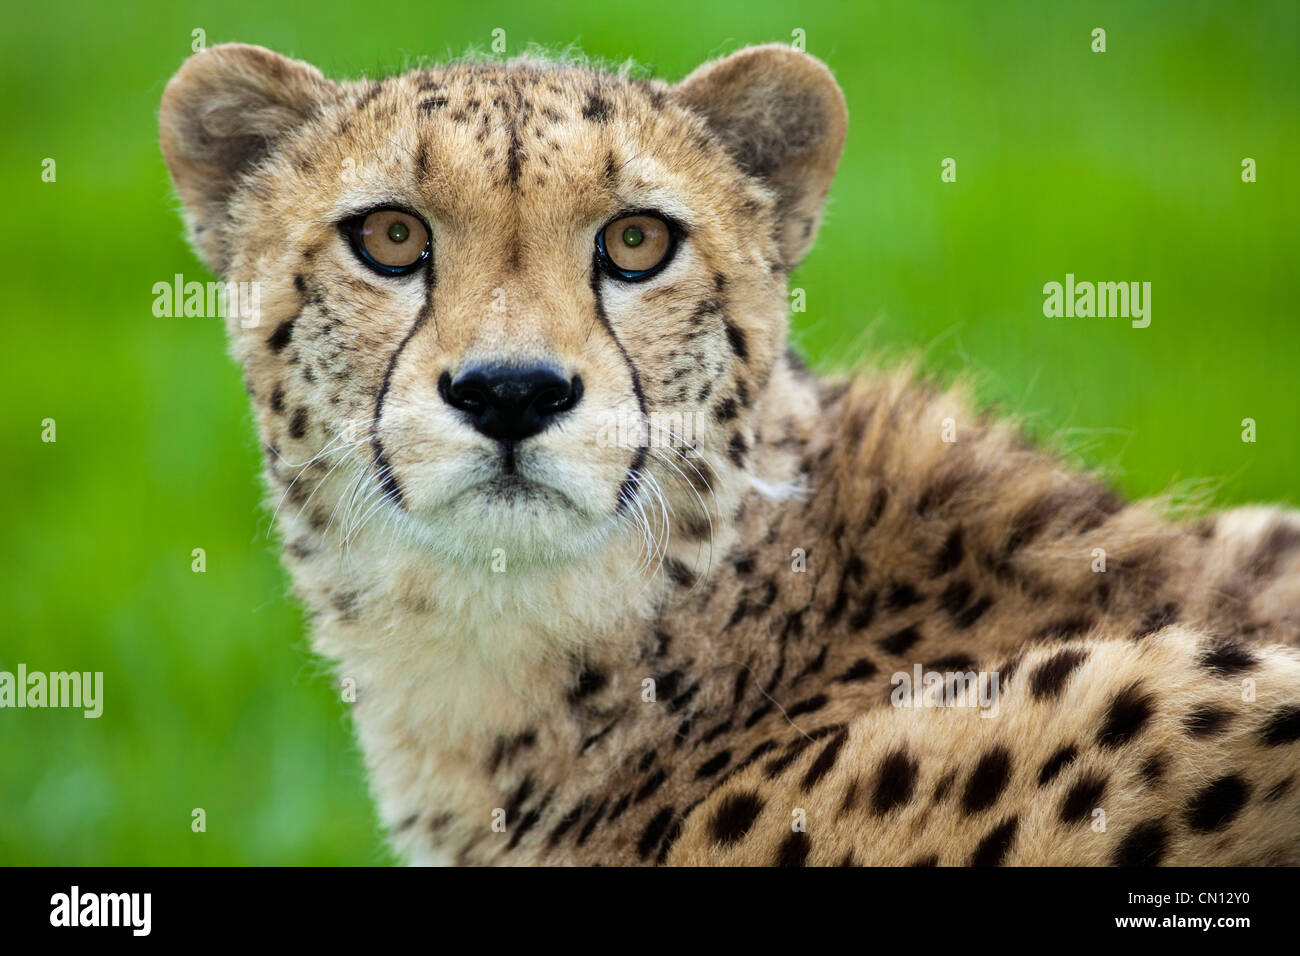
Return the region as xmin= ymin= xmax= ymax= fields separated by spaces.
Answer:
xmin=161 ymin=45 xmax=845 ymax=567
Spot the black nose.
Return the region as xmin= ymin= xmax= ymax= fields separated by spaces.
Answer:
xmin=439 ymin=364 xmax=583 ymax=444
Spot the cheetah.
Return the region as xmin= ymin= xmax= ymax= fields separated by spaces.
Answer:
xmin=159 ymin=42 xmax=1300 ymax=866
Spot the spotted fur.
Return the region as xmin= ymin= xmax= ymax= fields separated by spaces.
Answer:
xmin=160 ymin=43 xmax=1300 ymax=866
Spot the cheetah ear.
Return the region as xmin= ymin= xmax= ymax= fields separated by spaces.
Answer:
xmin=160 ymin=43 xmax=338 ymax=275
xmin=676 ymin=44 xmax=847 ymax=270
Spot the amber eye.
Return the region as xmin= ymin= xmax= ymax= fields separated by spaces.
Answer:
xmin=598 ymin=213 xmax=676 ymax=280
xmin=347 ymin=208 xmax=431 ymax=275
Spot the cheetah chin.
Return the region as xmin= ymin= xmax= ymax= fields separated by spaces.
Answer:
xmin=160 ymin=42 xmax=1300 ymax=866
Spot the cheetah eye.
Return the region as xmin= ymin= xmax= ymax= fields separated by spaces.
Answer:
xmin=344 ymin=208 xmax=431 ymax=276
xmin=596 ymin=212 xmax=678 ymax=281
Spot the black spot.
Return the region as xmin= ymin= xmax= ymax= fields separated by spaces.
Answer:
xmin=932 ymin=771 xmax=956 ymax=801
xmin=1030 ymin=648 xmax=1089 ymax=701
xmin=651 ymin=669 xmax=684 ymax=701
xmin=1098 ymin=683 xmax=1155 ymax=750
xmin=871 ymin=749 xmax=918 ymax=814
xmin=288 ymin=407 xmax=308 ymax=440
xmin=792 ymin=644 xmax=828 ymax=682
xmin=743 ymin=702 xmax=774 ymax=728
xmin=1199 ymin=640 xmax=1258 ymax=676
xmin=728 ymin=740 xmax=777 ymax=779
xmin=568 ymin=666 xmax=607 ymax=705
xmin=266 ymin=317 xmax=296 ymax=352
xmin=728 ymin=433 xmax=749 ymax=467
xmin=668 ymin=682 xmax=700 ymax=713
xmin=655 ymin=815 xmax=685 ymax=865
xmin=802 ymin=729 xmax=848 ymax=788
xmin=418 ymin=95 xmax=448 ymax=111
xmin=969 ymin=816 xmax=1019 ymax=866
xmin=931 ymin=527 xmax=964 ymax=577
xmin=269 ymin=384 xmax=285 ymax=413
xmin=954 ymin=596 xmax=993 ymax=629
xmin=709 ymin=791 xmax=764 ymax=845
xmin=696 ymin=750 xmax=732 ymax=779
xmin=962 ymin=746 xmax=1013 ymax=814
xmin=1059 ymin=773 xmax=1108 ymax=825
xmin=1140 ymin=753 xmax=1166 ymax=785
xmin=837 ymin=657 xmax=878 ymax=683
xmin=1263 ymin=776 xmax=1293 ymax=802
xmin=775 ymin=830 xmax=810 ymax=866
xmin=924 ymin=653 xmax=976 ymax=671
xmin=637 ymin=807 xmax=675 ymax=860
xmin=633 ymin=769 xmax=667 ymax=804
xmin=607 ymin=793 xmax=632 ymax=822
xmin=723 ymin=320 xmax=749 ymax=360
xmin=1133 ymin=601 xmax=1179 ymax=639
xmin=786 ymin=694 xmax=827 ymax=719
xmin=864 ymin=486 xmax=889 ymax=530
xmin=574 ymin=799 xmax=607 ymax=846
xmin=503 ymin=776 xmax=535 ymax=823
xmin=582 ymin=91 xmax=612 ymax=122
xmin=1186 ymin=774 xmax=1250 ymax=832
xmin=1037 ymin=745 xmax=1077 ymax=786
xmin=579 ymin=719 xmax=617 ymax=754
xmin=1261 ymin=705 xmax=1300 ymax=746
xmin=545 ymin=800 xmax=587 ymax=847
xmin=665 ymin=559 xmax=696 ymax=588
xmin=938 ymin=579 xmax=973 ymax=616
xmin=880 ymin=625 xmax=921 ymax=656
xmin=1112 ymin=819 xmax=1168 ymax=866
xmin=1184 ymin=705 xmax=1233 ymax=738
xmin=1036 ymin=615 xmax=1094 ymax=641
xmin=714 ymin=397 xmax=738 ymax=422
xmin=886 ymin=583 xmax=922 ymax=610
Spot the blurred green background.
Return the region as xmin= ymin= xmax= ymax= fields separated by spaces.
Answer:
xmin=1 ymin=0 xmax=1295 ymax=864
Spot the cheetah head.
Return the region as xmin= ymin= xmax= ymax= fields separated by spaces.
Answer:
xmin=160 ymin=44 xmax=846 ymax=569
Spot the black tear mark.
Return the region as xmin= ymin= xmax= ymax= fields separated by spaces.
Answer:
xmin=370 ymin=267 xmax=437 ymax=507
xmin=590 ymin=256 xmax=648 ymax=515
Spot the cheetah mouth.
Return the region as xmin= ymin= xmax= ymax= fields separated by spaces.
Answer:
xmin=462 ymin=471 xmax=590 ymax=518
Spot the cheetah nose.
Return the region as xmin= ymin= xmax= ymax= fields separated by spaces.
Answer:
xmin=438 ymin=363 xmax=583 ymax=444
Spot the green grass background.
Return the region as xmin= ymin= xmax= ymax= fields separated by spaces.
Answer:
xmin=1 ymin=0 xmax=1295 ymax=864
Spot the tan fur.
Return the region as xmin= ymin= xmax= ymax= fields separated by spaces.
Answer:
xmin=159 ymin=43 xmax=1300 ymax=866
